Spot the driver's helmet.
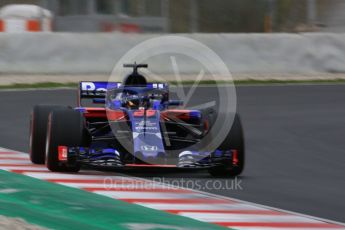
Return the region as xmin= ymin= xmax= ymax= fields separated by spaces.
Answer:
xmin=121 ymin=93 xmax=149 ymax=110
xmin=119 ymin=66 xmax=148 ymax=109
xmin=125 ymin=94 xmax=140 ymax=109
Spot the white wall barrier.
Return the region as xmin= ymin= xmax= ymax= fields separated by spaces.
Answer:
xmin=0 ymin=33 xmax=345 ymax=74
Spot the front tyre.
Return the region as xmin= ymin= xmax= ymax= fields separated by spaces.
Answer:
xmin=30 ymin=105 xmax=67 ymax=164
xmin=45 ymin=109 xmax=87 ymax=172
xmin=208 ymin=113 xmax=245 ymax=177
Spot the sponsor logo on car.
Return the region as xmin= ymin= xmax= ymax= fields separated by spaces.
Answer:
xmin=141 ymin=145 xmax=158 ymax=151
xmin=135 ymin=120 xmax=158 ymax=131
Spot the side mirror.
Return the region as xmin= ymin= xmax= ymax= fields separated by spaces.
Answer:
xmin=168 ymin=100 xmax=183 ymax=106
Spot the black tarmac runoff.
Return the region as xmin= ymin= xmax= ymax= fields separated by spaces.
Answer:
xmin=0 ymin=84 xmax=344 ymax=223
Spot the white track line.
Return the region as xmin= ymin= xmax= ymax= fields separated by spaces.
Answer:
xmin=229 ymin=228 xmax=341 ymax=230
xmin=0 ymin=166 xmax=48 ymax=171
xmin=179 ymin=213 xmax=326 ymax=223
xmin=21 ymin=172 xmax=124 ymax=180
xmin=57 ymin=182 xmax=177 ymax=189
xmin=135 ymin=203 xmax=270 ymax=211
xmin=0 ymin=154 xmax=29 ymax=158
xmin=131 ymin=175 xmax=345 ymax=228
xmin=231 ymin=229 xmax=341 ymax=230
xmin=0 ymin=160 xmax=33 ymax=164
xmin=94 ymin=191 xmax=206 ymax=199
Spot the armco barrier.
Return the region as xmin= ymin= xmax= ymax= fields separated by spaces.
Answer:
xmin=0 ymin=33 xmax=345 ymax=74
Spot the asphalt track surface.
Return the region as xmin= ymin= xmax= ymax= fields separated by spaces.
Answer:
xmin=0 ymin=84 xmax=344 ymax=223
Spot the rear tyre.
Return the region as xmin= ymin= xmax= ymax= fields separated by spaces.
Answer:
xmin=208 ymin=113 xmax=245 ymax=177
xmin=30 ymin=105 xmax=67 ymax=164
xmin=45 ymin=109 xmax=87 ymax=172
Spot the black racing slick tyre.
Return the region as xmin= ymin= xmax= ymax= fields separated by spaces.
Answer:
xmin=45 ymin=109 xmax=87 ymax=172
xmin=208 ymin=113 xmax=245 ymax=177
xmin=29 ymin=105 xmax=67 ymax=164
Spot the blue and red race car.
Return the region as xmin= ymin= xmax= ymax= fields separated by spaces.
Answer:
xmin=29 ymin=63 xmax=244 ymax=177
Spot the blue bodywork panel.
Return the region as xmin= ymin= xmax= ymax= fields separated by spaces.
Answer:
xmin=127 ymin=110 xmax=165 ymax=159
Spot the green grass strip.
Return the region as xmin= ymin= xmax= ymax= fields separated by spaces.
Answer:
xmin=0 ymin=170 xmax=228 ymax=230
xmin=0 ymin=82 xmax=78 ymax=89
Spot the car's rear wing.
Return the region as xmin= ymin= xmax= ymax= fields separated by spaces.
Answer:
xmin=78 ymin=81 xmax=168 ymax=106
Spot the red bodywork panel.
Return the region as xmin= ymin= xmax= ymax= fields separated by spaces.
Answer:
xmin=133 ymin=110 xmax=156 ymax=117
xmin=107 ymin=110 xmax=126 ymax=121
xmin=161 ymin=110 xmax=192 ymax=121
xmin=58 ymin=146 xmax=68 ymax=161
xmin=232 ymin=149 xmax=239 ymax=165
xmin=82 ymin=108 xmax=125 ymax=121
xmin=82 ymin=108 xmax=107 ymax=119
xmin=82 ymin=108 xmax=194 ymax=122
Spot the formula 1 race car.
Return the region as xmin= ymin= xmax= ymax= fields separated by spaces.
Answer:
xmin=29 ymin=63 xmax=244 ymax=177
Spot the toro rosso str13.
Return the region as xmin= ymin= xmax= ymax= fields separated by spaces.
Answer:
xmin=29 ymin=63 xmax=244 ymax=177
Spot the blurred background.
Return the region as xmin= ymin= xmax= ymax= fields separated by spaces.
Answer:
xmin=1 ymin=0 xmax=345 ymax=79
xmin=1 ymin=0 xmax=345 ymax=33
